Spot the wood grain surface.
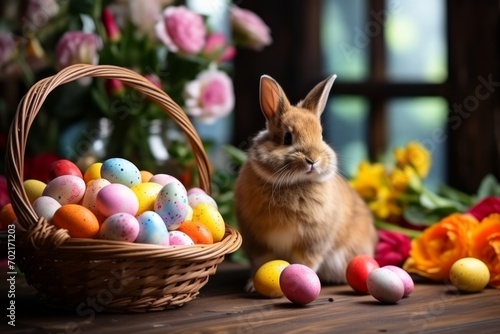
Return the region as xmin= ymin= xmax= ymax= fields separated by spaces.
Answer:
xmin=2 ymin=262 xmax=499 ymax=333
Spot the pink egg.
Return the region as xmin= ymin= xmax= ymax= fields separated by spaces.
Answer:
xmin=42 ymin=175 xmax=86 ymax=205
xmin=168 ymin=231 xmax=194 ymax=246
xmin=383 ymin=265 xmax=414 ymax=297
xmin=98 ymin=213 xmax=139 ymax=242
xmin=187 ymin=187 xmax=206 ymax=196
xmin=96 ymin=183 xmax=139 ymax=217
xmin=81 ymin=178 xmax=111 ymax=214
xmin=33 ymin=196 xmax=61 ymax=222
xmin=149 ymin=173 xmax=178 ymax=186
xmin=367 ymin=268 xmax=405 ymax=303
xmin=279 ymin=264 xmax=321 ymax=305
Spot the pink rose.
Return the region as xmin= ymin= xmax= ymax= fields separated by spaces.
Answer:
xmin=183 ymin=67 xmax=234 ymax=124
xmin=144 ymin=74 xmax=163 ymax=89
xmin=155 ymin=6 xmax=206 ymax=55
xmin=467 ymin=196 xmax=500 ymax=221
xmin=56 ymin=31 xmax=102 ymax=70
xmin=0 ymin=33 xmax=16 ymax=68
xmin=230 ymin=5 xmax=272 ymax=51
xmin=375 ymin=230 xmax=411 ymax=267
xmin=0 ymin=175 xmax=9 ymax=208
xmin=202 ymin=33 xmax=236 ymax=63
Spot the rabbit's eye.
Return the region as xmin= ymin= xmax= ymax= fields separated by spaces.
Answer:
xmin=284 ymin=132 xmax=293 ymax=145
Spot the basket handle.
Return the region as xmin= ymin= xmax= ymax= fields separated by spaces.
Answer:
xmin=6 ymin=64 xmax=212 ymax=230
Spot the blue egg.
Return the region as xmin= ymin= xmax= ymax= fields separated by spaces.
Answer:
xmin=136 ymin=211 xmax=169 ymax=245
xmin=154 ymin=181 xmax=189 ymax=230
xmin=101 ymin=158 xmax=141 ymax=187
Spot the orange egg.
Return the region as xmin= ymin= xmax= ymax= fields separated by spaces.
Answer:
xmin=177 ymin=220 xmax=214 ymax=244
xmin=140 ymin=170 xmax=153 ymax=182
xmin=52 ymin=204 xmax=99 ymax=238
xmin=0 ymin=203 xmax=17 ymax=230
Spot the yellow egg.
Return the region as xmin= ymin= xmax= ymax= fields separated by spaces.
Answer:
xmin=253 ymin=260 xmax=290 ymax=298
xmin=84 ymin=162 xmax=102 ymax=184
xmin=450 ymin=257 xmax=490 ymax=292
xmin=23 ymin=179 xmax=47 ymax=204
xmin=192 ymin=203 xmax=225 ymax=242
xmin=185 ymin=205 xmax=193 ymax=221
xmin=131 ymin=182 xmax=163 ymax=215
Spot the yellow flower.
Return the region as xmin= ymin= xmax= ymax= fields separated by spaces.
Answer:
xmin=368 ymin=186 xmax=402 ymax=221
xmin=350 ymin=161 xmax=386 ymax=200
xmin=393 ymin=142 xmax=431 ymax=178
xmin=390 ymin=165 xmax=418 ymax=193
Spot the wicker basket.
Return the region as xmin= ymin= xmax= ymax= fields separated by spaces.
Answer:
xmin=5 ymin=64 xmax=242 ymax=312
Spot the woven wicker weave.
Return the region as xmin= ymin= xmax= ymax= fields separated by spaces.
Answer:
xmin=5 ymin=64 xmax=242 ymax=312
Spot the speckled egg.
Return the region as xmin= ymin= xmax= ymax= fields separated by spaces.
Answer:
xmin=136 ymin=211 xmax=169 ymax=245
xmin=81 ymin=178 xmax=111 ymax=215
xmin=367 ymin=267 xmax=405 ymax=303
xmin=154 ymin=181 xmax=189 ymax=230
xmin=449 ymin=257 xmax=490 ymax=292
xmin=384 ymin=265 xmax=414 ymax=297
xmin=131 ymin=182 xmax=163 ymax=215
xmin=187 ymin=187 xmax=206 ymax=196
xmin=280 ymin=264 xmax=321 ymax=305
xmin=191 ymin=203 xmax=225 ymax=242
xmin=98 ymin=212 xmax=140 ymax=242
xmin=188 ymin=192 xmax=218 ymax=209
xmin=253 ymin=260 xmax=290 ymax=298
xmin=168 ymin=230 xmax=194 ymax=246
xmin=149 ymin=173 xmax=178 ymax=186
xmin=96 ymin=183 xmax=139 ymax=217
xmin=23 ymin=179 xmax=47 ymax=204
xmin=100 ymin=158 xmax=141 ymax=187
xmin=33 ymin=196 xmax=61 ymax=222
xmin=42 ymin=175 xmax=86 ymax=205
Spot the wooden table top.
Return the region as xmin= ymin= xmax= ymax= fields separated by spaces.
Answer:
xmin=2 ymin=261 xmax=500 ymax=333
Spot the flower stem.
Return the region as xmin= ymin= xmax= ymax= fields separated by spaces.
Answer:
xmin=375 ymin=220 xmax=423 ymax=239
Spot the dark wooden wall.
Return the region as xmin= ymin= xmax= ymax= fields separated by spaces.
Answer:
xmin=232 ymin=0 xmax=500 ymax=194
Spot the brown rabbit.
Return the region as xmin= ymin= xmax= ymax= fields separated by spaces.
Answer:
xmin=234 ymin=74 xmax=378 ymax=290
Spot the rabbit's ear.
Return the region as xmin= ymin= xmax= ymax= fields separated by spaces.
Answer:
xmin=299 ymin=74 xmax=337 ymax=117
xmin=260 ymin=75 xmax=290 ymax=121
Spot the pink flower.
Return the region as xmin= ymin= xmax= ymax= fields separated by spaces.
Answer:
xmin=0 ymin=175 xmax=9 ymax=208
xmin=230 ymin=5 xmax=272 ymax=51
xmin=375 ymin=230 xmax=411 ymax=267
xmin=56 ymin=31 xmax=103 ymax=70
xmin=202 ymin=33 xmax=236 ymax=63
xmin=183 ymin=67 xmax=234 ymax=123
xmin=23 ymin=0 xmax=59 ymax=31
xmin=155 ymin=6 xmax=206 ymax=55
xmin=102 ymin=8 xmax=121 ymax=42
xmin=468 ymin=196 xmax=500 ymax=221
xmin=105 ymin=79 xmax=125 ymax=97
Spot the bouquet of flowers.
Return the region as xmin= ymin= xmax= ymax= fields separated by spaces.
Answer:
xmin=350 ymin=141 xmax=500 ymax=288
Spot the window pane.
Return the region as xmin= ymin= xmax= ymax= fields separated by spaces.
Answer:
xmin=321 ymin=0 xmax=369 ymax=81
xmin=324 ymin=96 xmax=369 ymax=177
xmin=388 ymin=98 xmax=448 ymax=188
xmin=385 ymin=0 xmax=447 ymax=83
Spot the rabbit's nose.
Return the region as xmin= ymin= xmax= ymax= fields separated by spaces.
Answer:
xmin=306 ymin=158 xmax=318 ymax=172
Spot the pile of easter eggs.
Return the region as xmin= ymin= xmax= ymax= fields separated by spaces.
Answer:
xmin=11 ymin=158 xmax=225 ymax=246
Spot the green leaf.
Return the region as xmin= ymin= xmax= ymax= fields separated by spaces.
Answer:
xmin=374 ymin=220 xmax=422 ymax=239
xmin=419 ymin=187 xmax=467 ymax=211
xmin=437 ymin=183 xmax=475 ymax=207
xmin=476 ymin=174 xmax=500 ymax=199
xmin=223 ymin=145 xmax=247 ymax=165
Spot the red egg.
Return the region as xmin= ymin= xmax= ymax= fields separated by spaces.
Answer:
xmin=346 ymin=255 xmax=380 ymax=293
xmin=48 ymin=159 xmax=83 ymax=181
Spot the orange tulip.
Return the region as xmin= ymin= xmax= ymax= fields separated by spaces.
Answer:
xmin=469 ymin=213 xmax=500 ymax=288
xmin=403 ymin=214 xmax=479 ymax=280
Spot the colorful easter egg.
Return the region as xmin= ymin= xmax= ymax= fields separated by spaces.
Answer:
xmin=42 ymin=175 xmax=86 ymax=205
xmin=48 ymin=159 xmax=83 ymax=181
xmin=154 ymin=181 xmax=189 ymax=230
xmin=188 ymin=192 xmax=218 ymax=209
xmin=367 ymin=267 xmax=405 ymax=303
xmin=346 ymin=255 xmax=380 ymax=294
xmin=149 ymin=173 xmax=178 ymax=186
xmin=83 ymin=162 xmax=103 ymax=184
xmin=384 ymin=265 xmax=414 ymax=297
xmin=98 ymin=212 xmax=140 ymax=242
xmin=52 ymin=204 xmax=99 ymax=238
xmin=23 ymin=179 xmax=47 ymax=204
xmin=191 ymin=203 xmax=225 ymax=242
xmin=449 ymin=257 xmax=490 ymax=293
xmin=280 ymin=264 xmax=321 ymax=305
xmin=168 ymin=230 xmax=194 ymax=246
xmin=253 ymin=260 xmax=290 ymax=298
xmin=81 ymin=178 xmax=111 ymax=215
xmin=33 ymin=196 xmax=61 ymax=222
xmin=100 ymin=158 xmax=141 ymax=187
xmin=136 ymin=211 xmax=170 ymax=245
xmin=96 ymin=183 xmax=139 ymax=217
xmin=131 ymin=182 xmax=163 ymax=215
xmin=177 ymin=220 xmax=214 ymax=244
